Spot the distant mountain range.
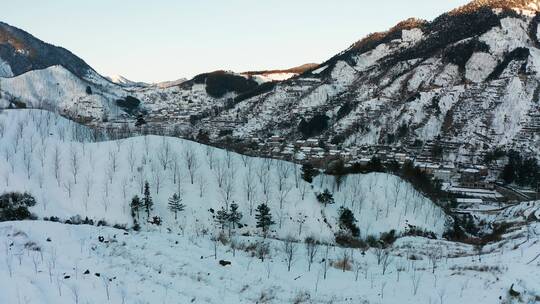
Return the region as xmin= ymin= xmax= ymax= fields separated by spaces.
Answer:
xmin=1 ymin=0 xmax=540 ymax=162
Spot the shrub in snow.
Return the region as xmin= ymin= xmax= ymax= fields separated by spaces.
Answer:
xmin=338 ymin=207 xmax=360 ymax=237
xmin=0 ymin=192 xmax=37 ymax=221
xmin=316 ymin=190 xmax=335 ymax=207
xmin=301 ymin=163 xmax=318 ymax=183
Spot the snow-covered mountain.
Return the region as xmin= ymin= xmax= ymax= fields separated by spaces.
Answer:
xmin=188 ymin=0 xmax=540 ymax=161
xmin=105 ymin=75 xmax=150 ymax=88
xmin=4 ymin=1 xmax=540 ymax=164
xmin=0 ymin=21 xmax=95 ymax=78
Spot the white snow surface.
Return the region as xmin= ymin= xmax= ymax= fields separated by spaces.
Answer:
xmin=465 ymin=52 xmax=498 ymax=83
xmin=0 ymin=214 xmax=538 ymax=304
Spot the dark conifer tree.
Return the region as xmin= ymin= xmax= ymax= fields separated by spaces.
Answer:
xmin=143 ymin=181 xmax=153 ymax=218
xmin=168 ymin=193 xmax=185 ymax=220
xmin=255 ymin=203 xmax=275 ymax=238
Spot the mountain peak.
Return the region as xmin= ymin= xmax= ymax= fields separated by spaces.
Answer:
xmin=451 ymin=0 xmax=540 ymax=15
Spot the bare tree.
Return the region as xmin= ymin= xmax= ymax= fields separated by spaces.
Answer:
xmin=127 ymin=142 xmax=136 ymax=173
xmin=373 ymin=244 xmax=385 ymax=265
xmin=220 ymin=171 xmax=235 ymax=208
xmin=214 ymin=159 xmax=226 ymax=188
xmin=157 ymin=139 xmax=172 ymax=170
xmin=381 ymin=249 xmax=393 ymax=275
xmin=323 ymin=244 xmax=329 ymax=280
xmin=152 ymin=163 xmax=162 ymax=194
xmin=277 ymin=182 xmax=292 ymax=209
xmin=136 ymin=167 xmax=145 ymax=194
xmin=37 ymin=145 xmax=47 ymax=169
xmin=69 ymin=284 xmax=80 ymax=304
xmin=23 ymin=150 xmax=32 ymax=180
xmin=5 ymin=253 xmax=13 ymax=277
xmin=283 ymin=236 xmax=298 ymax=272
xmin=102 ymin=275 xmax=111 ymax=301
xmin=63 ymin=180 xmax=74 ymax=198
xmin=392 ymin=178 xmax=402 ymax=207
xmin=52 ymin=144 xmax=62 ymax=186
xmin=206 ymin=147 xmax=215 ymax=170
xmin=428 ymin=246 xmax=442 ymax=274
xmin=197 ymin=175 xmax=207 ymax=198
xmin=242 ymin=172 xmax=257 ymax=215
xmin=305 ymin=237 xmax=319 ymax=272
xmin=83 ymin=173 xmax=93 ymax=198
xmin=276 ymin=162 xmax=291 ymax=191
xmin=171 ymin=153 xmax=180 ymax=184
xmin=299 ymin=182 xmax=308 ymax=200
xmin=184 ymin=147 xmax=199 ymax=184
xmin=225 ymin=150 xmax=234 ymax=168
xmin=411 ymin=269 xmax=422 ymax=296
xmin=70 ymin=145 xmax=80 ymax=184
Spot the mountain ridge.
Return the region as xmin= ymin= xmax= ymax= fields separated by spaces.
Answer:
xmin=0 ymin=21 xmax=95 ymax=79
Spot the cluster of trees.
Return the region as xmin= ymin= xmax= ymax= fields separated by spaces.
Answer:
xmin=0 ymin=192 xmax=37 ymax=221
xmin=192 ymin=71 xmax=259 ymax=98
xmin=215 ymin=202 xmax=243 ymax=236
xmin=500 ymin=151 xmax=540 ymax=187
xmin=130 ymin=181 xmax=178 ymax=229
xmin=297 ymin=114 xmax=330 ymax=138
xmin=116 ymin=96 xmax=142 ymax=115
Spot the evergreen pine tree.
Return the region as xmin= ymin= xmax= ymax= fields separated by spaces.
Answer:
xmin=168 ymin=193 xmax=185 ymax=220
xmin=130 ymin=195 xmax=141 ymax=220
xmin=215 ymin=206 xmax=229 ymax=231
xmin=143 ymin=181 xmax=153 ymax=218
xmin=228 ymin=202 xmax=243 ymax=229
xmin=255 ymin=203 xmax=275 ymax=238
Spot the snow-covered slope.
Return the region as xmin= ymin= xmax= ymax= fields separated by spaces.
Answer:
xmin=0 ymin=66 xmax=128 ymax=121
xmin=106 ymin=75 xmax=150 ymax=88
xmin=0 ymin=210 xmax=538 ymax=303
xmin=0 ymin=109 xmax=449 ymax=240
xmin=188 ymin=4 xmax=540 ymax=161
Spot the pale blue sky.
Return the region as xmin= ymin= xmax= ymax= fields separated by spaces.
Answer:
xmin=2 ymin=0 xmax=470 ymax=83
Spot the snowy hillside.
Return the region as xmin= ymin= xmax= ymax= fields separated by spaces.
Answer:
xmin=0 ymin=109 xmax=448 ymax=240
xmin=0 ymin=66 xmax=128 ymax=121
xmin=0 ymin=209 xmax=538 ymax=304
xmin=190 ymin=3 xmax=540 ymax=161
xmin=0 ymin=86 xmax=538 ymax=304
